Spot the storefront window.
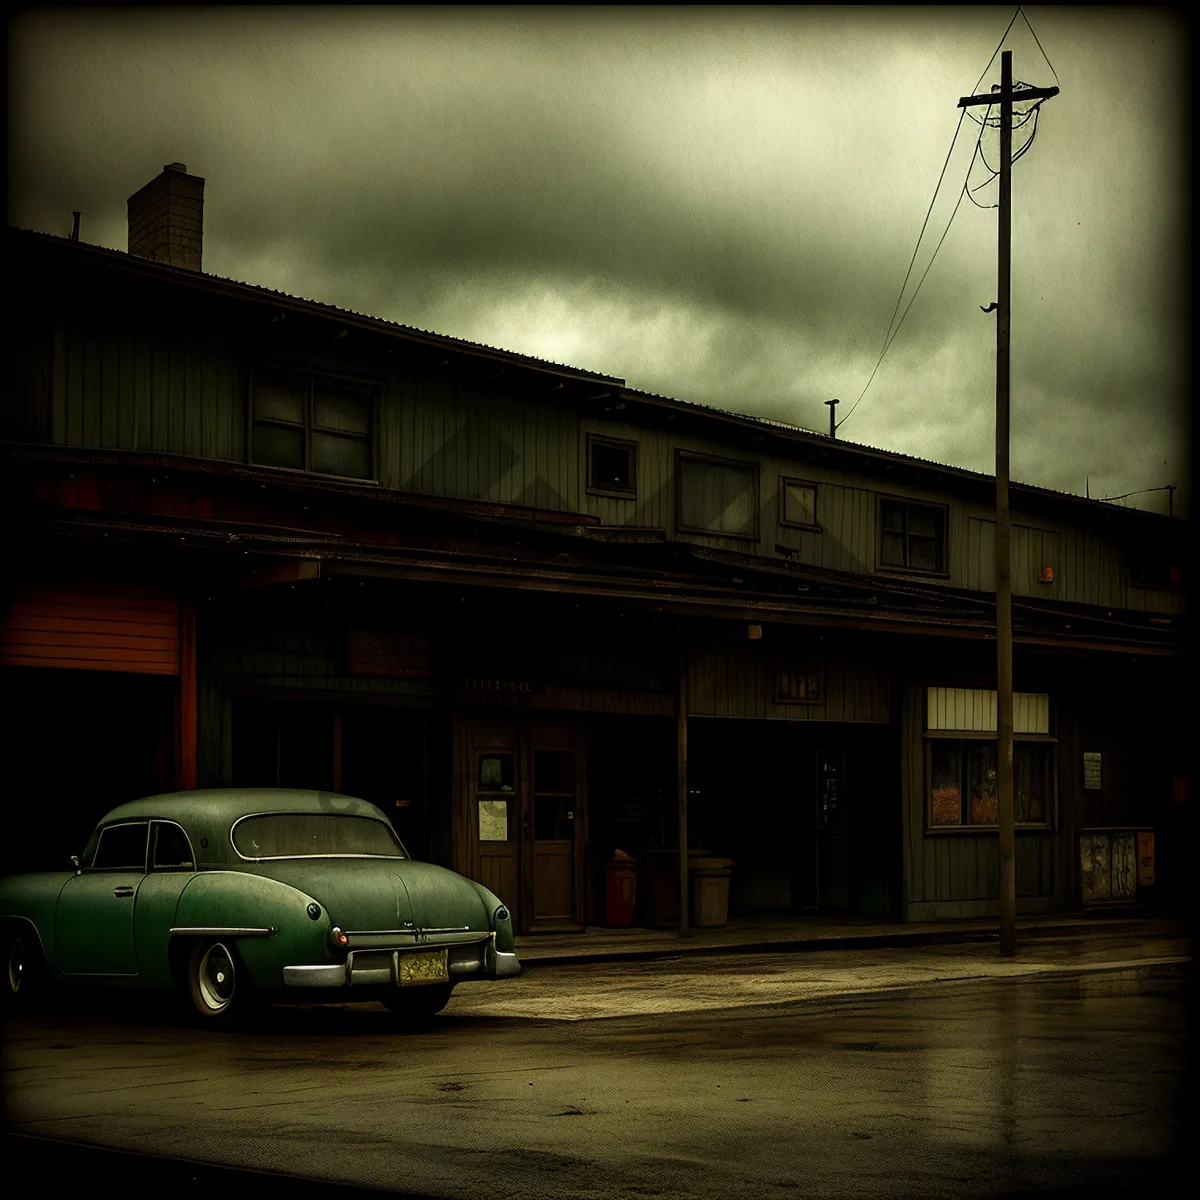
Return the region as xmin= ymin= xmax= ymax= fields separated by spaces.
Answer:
xmin=927 ymin=738 xmax=1054 ymax=830
xmin=930 ymin=741 xmax=962 ymax=826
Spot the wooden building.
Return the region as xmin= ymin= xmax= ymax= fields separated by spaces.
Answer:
xmin=2 ymin=164 xmax=1188 ymax=930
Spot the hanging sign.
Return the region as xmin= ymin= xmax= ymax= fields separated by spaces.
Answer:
xmin=1083 ymin=752 xmax=1102 ymax=790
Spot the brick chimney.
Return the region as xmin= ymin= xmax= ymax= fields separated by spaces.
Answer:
xmin=127 ymin=162 xmax=205 ymax=271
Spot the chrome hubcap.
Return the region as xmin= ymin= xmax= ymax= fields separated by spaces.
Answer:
xmin=198 ymin=943 xmax=235 ymax=1011
xmin=7 ymin=939 xmax=24 ymax=995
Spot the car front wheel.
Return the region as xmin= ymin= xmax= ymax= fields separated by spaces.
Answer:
xmin=185 ymin=939 xmax=249 ymax=1026
xmin=2 ymin=931 xmax=42 ymax=1010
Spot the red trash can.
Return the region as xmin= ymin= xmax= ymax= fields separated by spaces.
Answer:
xmin=603 ymin=853 xmax=638 ymax=927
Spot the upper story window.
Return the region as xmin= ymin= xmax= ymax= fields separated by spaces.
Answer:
xmin=878 ymin=497 xmax=947 ymax=574
xmin=677 ymin=451 xmax=759 ymax=540
xmin=1129 ymin=547 xmax=1184 ymax=589
xmin=251 ymin=370 xmax=375 ymax=480
xmin=588 ymin=434 xmax=637 ymax=498
xmin=778 ymin=478 xmax=818 ymax=530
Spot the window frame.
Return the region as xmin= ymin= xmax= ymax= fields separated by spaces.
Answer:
xmin=923 ymin=729 xmax=1058 ymax=834
xmin=149 ymin=819 xmax=197 ymax=873
xmin=1128 ymin=548 xmax=1184 ymax=591
xmin=777 ymin=476 xmax=820 ymax=532
xmin=675 ymin=449 xmax=761 ymax=542
xmin=88 ymin=821 xmax=151 ymax=871
xmin=876 ymin=494 xmax=950 ymax=577
xmin=248 ymin=366 xmax=379 ymax=483
xmin=586 ymin=433 xmax=638 ymax=499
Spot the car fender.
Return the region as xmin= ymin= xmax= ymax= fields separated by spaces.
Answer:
xmin=0 ymin=872 xmax=71 ymax=978
xmin=172 ymin=871 xmax=335 ymax=992
xmin=469 ymin=880 xmax=516 ymax=954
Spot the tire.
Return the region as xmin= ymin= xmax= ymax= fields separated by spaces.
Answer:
xmin=3 ymin=929 xmax=43 ymax=1011
xmin=381 ymin=983 xmax=453 ymax=1022
xmin=184 ymin=939 xmax=252 ymax=1027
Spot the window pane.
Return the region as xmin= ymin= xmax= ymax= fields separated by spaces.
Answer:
xmin=152 ymin=822 xmax=194 ymax=869
xmin=253 ymin=422 xmax=305 ymax=469
xmin=783 ymin=483 xmax=815 ymax=526
xmin=312 ymin=431 xmax=372 ymax=479
xmin=930 ymin=740 xmax=962 ymax=825
xmin=478 ymin=754 xmax=514 ymax=793
xmin=881 ymin=502 xmax=906 ymax=533
xmin=534 ymin=750 xmax=573 ymax=794
xmin=313 ymin=385 xmax=371 ymax=435
xmin=1015 ymin=743 xmax=1049 ymax=824
xmin=234 ymin=814 xmax=405 ymax=858
xmin=909 ymin=506 xmax=940 ymax=538
xmin=909 ymin=535 xmax=940 ymax=572
xmin=93 ymin=822 xmax=148 ymax=870
xmin=591 ymin=441 xmax=633 ymax=489
xmin=881 ymin=531 xmax=906 ymax=566
xmin=679 ymin=457 xmax=758 ymax=536
xmin=255 ymin=376 xmax=306 ymax=424
xmin=966 ymin=742 xmax=998 ymax=824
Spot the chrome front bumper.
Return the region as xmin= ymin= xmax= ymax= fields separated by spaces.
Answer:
xmin=283 ymin=931 xmax=520 ymax=989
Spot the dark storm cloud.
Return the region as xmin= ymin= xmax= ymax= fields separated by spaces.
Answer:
xmin=7 ymin=7 xmax=1189 ymax=515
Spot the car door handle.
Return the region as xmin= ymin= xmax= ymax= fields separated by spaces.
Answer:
xmin=113 ymin=886 xmax=135 ymax=898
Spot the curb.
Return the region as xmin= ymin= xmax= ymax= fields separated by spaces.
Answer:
xmin=516 ymin=916 xmax=1176 ymax=968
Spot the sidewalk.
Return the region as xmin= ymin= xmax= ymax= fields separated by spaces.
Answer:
xmin=514 ymin=908 xmax=1175 ymax=966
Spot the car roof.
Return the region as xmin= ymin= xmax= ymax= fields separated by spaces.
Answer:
xmin=99 ymin=788 xmax=389 ymax=830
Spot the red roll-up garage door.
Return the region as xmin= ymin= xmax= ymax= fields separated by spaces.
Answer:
xmin=2 ymin=583 xmax=181 ymax=674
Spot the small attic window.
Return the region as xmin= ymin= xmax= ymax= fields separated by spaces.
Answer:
xmin=588 ymin=434 xmax=637 ymax=497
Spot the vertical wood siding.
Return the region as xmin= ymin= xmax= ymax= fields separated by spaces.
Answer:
xmin=32 ymin=311 xmax=1179 ymax=618
xmin=686 ymin=642 xmax=890 ymax=722
xmin=50 ymin=318 xmax=246 ymax=462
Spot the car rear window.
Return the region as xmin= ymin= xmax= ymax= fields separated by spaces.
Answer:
xmin=232 ymin=813 xmax=406 ymax=859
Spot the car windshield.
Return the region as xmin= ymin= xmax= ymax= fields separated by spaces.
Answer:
xmin=232 ymin=813 xmax=406 ymax=859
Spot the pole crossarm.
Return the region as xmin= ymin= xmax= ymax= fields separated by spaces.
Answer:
xmin=958 ymin=85 xmax=1059 ymax=108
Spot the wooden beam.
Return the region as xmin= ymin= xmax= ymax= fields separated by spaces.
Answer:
xmin=175 ymin=596 xmax=197 ymax=790
xmin=227 ymin=559 xmax=321 ymax=590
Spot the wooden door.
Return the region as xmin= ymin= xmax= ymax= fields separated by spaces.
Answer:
xmin=457 ymin=715 xmax=522 ymax=930
xmin=522 ymin=719 xmax=586 ymax=931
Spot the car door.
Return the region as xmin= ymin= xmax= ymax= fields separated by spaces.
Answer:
xmin=56 ymin=821 xmax=149 ymax=975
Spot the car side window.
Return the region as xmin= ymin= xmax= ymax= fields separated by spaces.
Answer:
xmin=151 ymin=822 xmax=195 ymax=871
xmin=91 ymin=822 xmax=150 ymax=871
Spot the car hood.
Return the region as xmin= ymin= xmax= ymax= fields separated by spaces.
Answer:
xmin=243 ymin=859 xmax=492 ymax=933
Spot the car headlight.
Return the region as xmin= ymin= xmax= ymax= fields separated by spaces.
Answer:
xmin=494 ymin=906 xmax=509 ymax=924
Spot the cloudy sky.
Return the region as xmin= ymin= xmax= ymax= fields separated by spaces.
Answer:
xmin=8 ymin=6 xmax=1190 ymax=516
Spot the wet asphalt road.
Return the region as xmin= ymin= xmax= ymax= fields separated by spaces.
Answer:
xmin=2 ymin=928 xmax=1192 ymax=1198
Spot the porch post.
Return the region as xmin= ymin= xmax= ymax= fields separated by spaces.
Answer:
xmin=678 ymin=635 xmax=691 ymax=937
xmin=175 ymin=595 xmax=197 ymax=790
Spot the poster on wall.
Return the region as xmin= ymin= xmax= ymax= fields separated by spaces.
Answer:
xmin=478 ymin=800 xmax=508 ymax=841
xmin=1083 ymin=752 xmax=1102 ymax=790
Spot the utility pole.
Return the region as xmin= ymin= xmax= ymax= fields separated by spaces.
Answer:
xmin=959 ymin=53 xmax=1058 ymax=957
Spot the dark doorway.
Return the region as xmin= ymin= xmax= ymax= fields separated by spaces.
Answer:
xmin=1 ymin=666 xmax=176 ymax=874
xmin=228 ymin=696 xmax=433 ymax=860
xmin=687 ymin=718 xmax=900 ymax=919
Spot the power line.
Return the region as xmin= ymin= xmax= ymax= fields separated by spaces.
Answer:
xmin=838 ymin=115 xmax=986 ymax=430
xmin=836 ymin=7 xmax=1056 ymax=434
xmin=1020 ymin=6 xmax=1060 ymax=86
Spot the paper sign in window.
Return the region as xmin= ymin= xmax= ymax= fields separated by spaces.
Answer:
xmin=478 ymin=800 xmax=508 ymax=842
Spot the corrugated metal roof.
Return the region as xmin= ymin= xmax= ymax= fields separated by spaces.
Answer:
xmin=7 ymin=228 xmax=625 ymax=385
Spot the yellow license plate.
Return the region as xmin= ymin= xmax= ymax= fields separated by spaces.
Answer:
xmin=397 ymin=949 xmax=449 ymax=986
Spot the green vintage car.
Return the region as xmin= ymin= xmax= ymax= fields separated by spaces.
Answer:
xmin=0 ymin=788 xmax=519 ymax=1025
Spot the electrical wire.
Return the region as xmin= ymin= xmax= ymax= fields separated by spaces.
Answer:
xmin=838 ymin=117 xmax=986 ymax=430
xmin=1020 ymin=6 xmax=1060 ymax=86
xmin=836 ymin=6 xmax=1056 ymax=434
